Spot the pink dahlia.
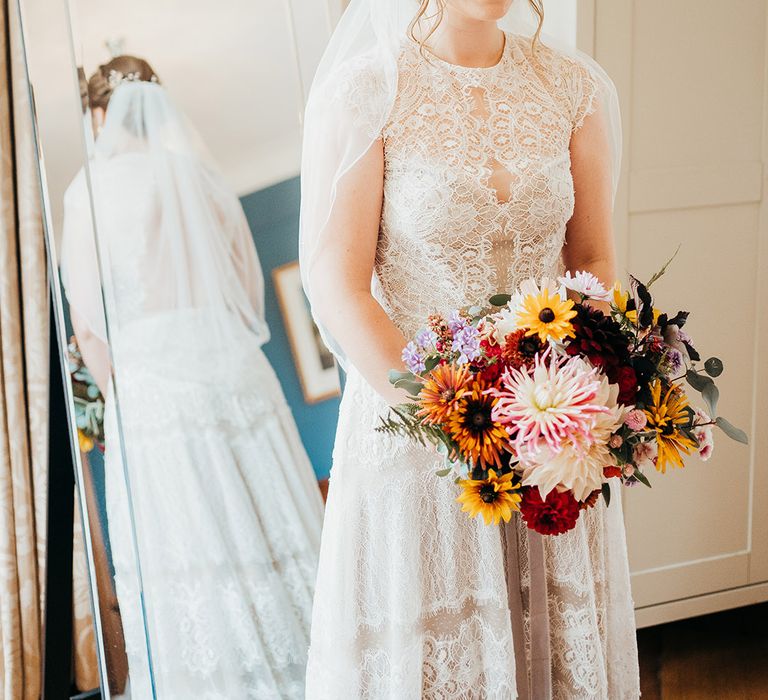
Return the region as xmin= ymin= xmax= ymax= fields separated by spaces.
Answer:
xmin=491 ymin=352 xmax=611 ymax=460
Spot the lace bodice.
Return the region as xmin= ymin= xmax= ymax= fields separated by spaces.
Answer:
xmin=361 ymin=33 xmax=599 ymax=334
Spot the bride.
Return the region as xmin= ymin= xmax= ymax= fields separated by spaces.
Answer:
xmin=300 ymin=1 xmax=639 ymax=698
xmin=61 ymin=55 xmax=324 ymax=699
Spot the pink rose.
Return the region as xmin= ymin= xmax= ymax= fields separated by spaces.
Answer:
xmin=609 ymin=434 xmax=623 ymax=449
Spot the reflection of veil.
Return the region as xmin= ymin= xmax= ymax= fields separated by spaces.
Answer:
xmin=61 ymin=80 xmax=269 ymax=357
xmin=298 ymin=0 xmax=622 ymax=369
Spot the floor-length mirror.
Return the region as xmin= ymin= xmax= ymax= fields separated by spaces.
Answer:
xmin=19 ymin=0 xmax=333 ymax=696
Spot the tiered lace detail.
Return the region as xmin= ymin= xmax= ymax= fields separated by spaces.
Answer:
xmin=307 ymin=33 xmax=639 ymax=699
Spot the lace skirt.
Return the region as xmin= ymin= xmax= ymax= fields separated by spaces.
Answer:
xmin=305 ymin=367 xmax=640 ymax=699
xmin=103 ymin=320 xmax=324 ymax=700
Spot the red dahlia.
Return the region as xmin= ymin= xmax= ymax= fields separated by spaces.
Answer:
xmin=474 ymin=338 xmax=504 ymax=383
xmin=519 ymin=486 xmax=580 ymax=536
xmin=501 ymin=329 xmax=544 ymax=370
xmin=566 ymin=305 xmax=630 ymax=365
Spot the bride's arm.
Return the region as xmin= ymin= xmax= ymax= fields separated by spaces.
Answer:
xmin=563 ymin=103 xmax=617 ymax=292
xmin=70 ymin=308 xmax=111 ymax=397
xmin=308 ymin=138 xmax=408 ymax=404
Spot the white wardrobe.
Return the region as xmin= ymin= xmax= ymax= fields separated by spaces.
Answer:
xmin=583 ymin=0 xmax=768 ymax=626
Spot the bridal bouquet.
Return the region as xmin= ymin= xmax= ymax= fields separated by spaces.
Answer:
xmin=68 ymin=337 xmax=105 ymax=454
xmin=378 ymin=257 xmax=747 ymax=536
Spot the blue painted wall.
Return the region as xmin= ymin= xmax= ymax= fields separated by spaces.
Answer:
xmin=240 ymin=177 xmax=339 ymax=480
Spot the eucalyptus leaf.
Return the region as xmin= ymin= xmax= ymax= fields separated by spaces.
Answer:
xmin=686 ymin=370 xmax=713 ymax=392
xmin=601 ymin=482 xmax=611 ymax=507
xmin=704 ymin=357 xmax=724 ymax=378
xmin=388 ymin=369 xmax=415 ymax=385
xmin=424 ymin=355 xmax=440 ymax=372
xmin=633 ymin=469 xmax=652 ymax=488
xmin=394 ymin=379 xmax=423 ymax=397
xmin=715 ymin=416 xmax=749 ymax=445
xmin=702 ymin=381 xmax=719 ymax=418
xmin=488 ymin=293 xmax=512 ymax=307
xmin=435 ymin=467 xmax=453 ymax=477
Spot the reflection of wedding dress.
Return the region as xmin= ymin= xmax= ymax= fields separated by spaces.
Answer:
xmin=306 ymin=35 xmax=639 ymax=699
xmin=63 ymin=153 xmax=324 ymax=699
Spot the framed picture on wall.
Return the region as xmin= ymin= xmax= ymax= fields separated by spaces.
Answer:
xmin=272 ymin=260 xmax=341 ymax=404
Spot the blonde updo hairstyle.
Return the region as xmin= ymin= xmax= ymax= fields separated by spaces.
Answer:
xmin=408 ymin=0 xmax=544 ymax=52
xmin=87 ymin=55 xmax=160 ymax=112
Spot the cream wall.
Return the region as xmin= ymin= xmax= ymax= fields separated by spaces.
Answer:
xmin=585 ymin=0 xmax=768 ymax=625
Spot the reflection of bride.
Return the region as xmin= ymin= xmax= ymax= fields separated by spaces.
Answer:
xmin=60 ymin=56 xmax=324 ymax=699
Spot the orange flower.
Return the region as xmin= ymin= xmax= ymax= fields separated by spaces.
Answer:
xmin=417 ymin=363 xmax=472 ymax=425
xmin=446 ymin=379 xmax=508 ymax=468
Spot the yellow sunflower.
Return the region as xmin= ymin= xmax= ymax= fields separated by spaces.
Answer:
xmin=613 ymin=282 xmax=661 ymax=326
xmin=417 ymin=363 xmax=472 ymax=425
xmin=446 ymin=379 xmax=508 ymax=468
xmin=517 ymin=289 xmax=577 ymax=343
xmin=456 ymin=469 xmax=522 ymax=525
xmin=644 ymin=380 xmax=697 ymax=473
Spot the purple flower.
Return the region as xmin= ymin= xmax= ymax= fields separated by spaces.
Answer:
xmin=402 ymin=341 xmax=426 ymax=374
xmin=447 ymin=310 xmax=467 ymax=335
xmin=451 ymin=325 xmax=481 ymax=364
xmin=415 ymin=328 xmax=438 ymax=349
xmin=661 ymin=347 xmax=685 ymax=377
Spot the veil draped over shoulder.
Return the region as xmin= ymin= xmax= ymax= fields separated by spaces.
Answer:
xmin=298 ymin=0 xmax=621 ymax=370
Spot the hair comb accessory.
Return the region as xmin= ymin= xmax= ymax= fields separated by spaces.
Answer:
xmin=106 ymin=69 xmax=159 ymax=89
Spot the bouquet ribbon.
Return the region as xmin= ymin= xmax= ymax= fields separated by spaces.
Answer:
xmin=502 ymin=523 xmax=552 ymax=699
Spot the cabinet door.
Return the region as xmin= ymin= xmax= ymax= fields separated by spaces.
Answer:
xmin=583 ymin=0 xmax=768 ymax=624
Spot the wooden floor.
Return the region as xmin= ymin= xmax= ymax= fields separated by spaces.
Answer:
xmin=638 ymin=603 xmax=768 ymax=699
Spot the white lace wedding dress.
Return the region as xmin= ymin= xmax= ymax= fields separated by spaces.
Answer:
xmin=63 ymin=157 xmax=325 ymax=699
xmin=305 ymin=33 xmax=640 ymax=699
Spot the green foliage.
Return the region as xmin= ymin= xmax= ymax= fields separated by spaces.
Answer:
xmin=645 ymin=245 xmax=681 ymax=289
xmin=633 ymin=469 xmax=652 ymax=488
xmin=715 ymin=417 xmax=748 ymax=445
xmin=601 ymin=482 xmax=611 ymax=507
xmin=704 ymin=357 xmax=724 ymax=377
xmin=376 ymin=404 xmax=460 ymax=457
xmin=488 ymin=293 xmax=512 ymax=307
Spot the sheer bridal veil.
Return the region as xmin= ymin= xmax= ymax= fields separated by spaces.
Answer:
xmin=61 ymin=77 xmax=269 ymax=365
xmin=298 ymin=0 xmax=621 ymax=369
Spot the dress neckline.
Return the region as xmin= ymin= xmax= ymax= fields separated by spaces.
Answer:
xmin=405 ymin=31 xmax=511 ymax=79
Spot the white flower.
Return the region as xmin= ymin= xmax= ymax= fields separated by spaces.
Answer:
xmin=558 ymin=270 xmax=611 ymax=301
xmin=505 ymin=368 xmax=627 ymax=501
xmin=633 ymin=440 xmax=658 ymax=470
xmin=692 ymin=408 xmax=715 ymax=461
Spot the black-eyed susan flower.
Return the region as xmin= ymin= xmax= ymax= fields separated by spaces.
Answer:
xmin=517 ymin=289 xmax=577 ymax=343
xmin=446 ymin=379 xmax=508 ymax=468
xmin=456 ymin=469 xmax=522 ymax=525
xmin=643 ymin=379 xmax=697 ymax=472
xmin=416 ymin=363 xmax=472 ymax=425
